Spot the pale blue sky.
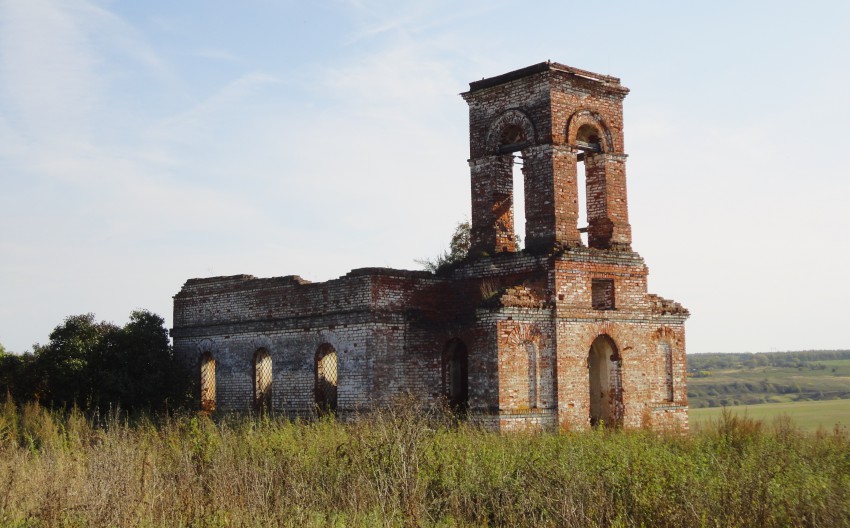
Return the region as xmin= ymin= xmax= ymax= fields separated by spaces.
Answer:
xmin=1 ymin=0 xmax=848 ymax=353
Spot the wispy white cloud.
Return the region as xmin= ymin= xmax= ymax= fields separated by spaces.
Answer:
xmin=151 ymin=72 xmax=285 ymax=145
xmin=193 ymin=48 xmax=240 ymax=63
xmin=0 ymin=0 xmax=181 ymax=160
xmin=339 ymin=0 xmax=499 ymax=44
xmin=0 ymin=0 xmax=99 ymax=143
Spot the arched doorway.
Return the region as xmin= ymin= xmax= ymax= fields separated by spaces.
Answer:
xmin=315 ymin=344 xmax=338 ymax=413
xmin=443 ymin=339 xmax=469 ymax=413
xmin=199 ymin=351 xmax=216 ymax=412
xmin=587 ymin=335 xmax=622 ymax=427
xmin=254 ymin=348 xmax=272 ymax=412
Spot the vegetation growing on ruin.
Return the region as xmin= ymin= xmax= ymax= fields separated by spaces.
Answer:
xmin=416 ymin=220 xmax=471 ymax=274
xmin=0 ymin=400 xmax=848 ymax=527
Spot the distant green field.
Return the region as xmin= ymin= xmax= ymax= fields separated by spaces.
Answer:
xmin=687 ymin=351 xmax=850 ymax=408
xmin=690 ymin=399 xmax=850 ymax=432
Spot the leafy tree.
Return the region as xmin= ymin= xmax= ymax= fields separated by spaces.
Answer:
xmin=5 ymin=310 xmax=190 ymax=412
xmin=0 ymin=338 xmax=39 ymax=402
xmin=0 ymin=343 xmax=20 ymax=397
xmin=30 ymin=314 xmax=116 ymax=408
xmin=90 ymin=310 xmax=190 ymax=410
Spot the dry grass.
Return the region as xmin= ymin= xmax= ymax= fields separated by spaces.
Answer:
xmin=0 ymin=399 xmax=848 ymax=527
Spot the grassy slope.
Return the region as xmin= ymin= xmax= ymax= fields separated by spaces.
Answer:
xmin=687 ymin=352 xmax=850 ymax=408
xmin=690 ymin=399 xmax=850 ymax=432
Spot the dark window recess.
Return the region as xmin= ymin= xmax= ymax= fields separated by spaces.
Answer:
xmin=591 ymin=279 xmax=615 ymax=310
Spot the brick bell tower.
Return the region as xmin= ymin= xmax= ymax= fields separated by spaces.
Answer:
xmin=462 ymin=61 xmax=632 ymax=255
xmin=171 ymin=60 xmax=688 ymax=432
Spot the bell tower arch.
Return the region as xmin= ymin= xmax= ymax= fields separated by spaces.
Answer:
xmin=462 ymin=62 xmax=632 ymax=255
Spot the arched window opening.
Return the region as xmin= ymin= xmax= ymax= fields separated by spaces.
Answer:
xmin=254 ymin=348 xmax=272 ymax=412
xmin=659 ymin=342 xmax=674 ymax=402
xmin=199 ymin=352 xmax=216 ymax=412
xmin=478 ymin=110 xmax=536 ymax=255
xmin=496 ymin=122 xmax=531 ymax=253
xmin=575 ymin=123 xmax=614 ymax=249
xmin=587 ymin=335 xmax=623 ymax=427
xmin=443 ymin=339 xmax=469 ymax=413
xmin=577 ymin=156 xmax=588 ymax=246
xmin=512 ymin=153 xmax=526 ymax=250
xmin=576 ymin=124 xmax=604 ymax=247
xmin=315 ymin=344 xmax=338 ymax=413
xmin=526 ymin=341 xmax=539 ymax=409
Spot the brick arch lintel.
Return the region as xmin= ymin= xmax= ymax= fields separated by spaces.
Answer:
xmin=653 ymin=326 xmax=683 ymax=349
xmin=505 ymin=323 xmax=543 ymax=347
xmin=485 ymin=109 xmax=537 ymax=154
xmin=196 ymin=338 xmax=218 ymax=356
xmin=582 ymin=327 xmax=627 ymax=363
xmin=251 ymin=335 xmax=273 ymax=353
xmin=565 ymin=109 xmax=615 ymax=153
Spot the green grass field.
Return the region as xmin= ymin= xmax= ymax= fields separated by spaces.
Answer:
xmin=690 ymin=399 xmax=850 ymax=431
xmin=689 ymin=358 xmax=850 ymax=390
xmin=687 ymin=354 xmax=850 ymax=408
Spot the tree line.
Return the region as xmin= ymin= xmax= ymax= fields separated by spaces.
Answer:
xmin=0 ymin=310 xmax=190 ymax=412
xmin=687 ymin=349 xmax=850 ymax=408
xmin=688 ymin=350 xmax=850 ymax=372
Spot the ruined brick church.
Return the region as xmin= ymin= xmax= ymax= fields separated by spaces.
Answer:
xmin=172 ymin=61 xmax=689 ymax=431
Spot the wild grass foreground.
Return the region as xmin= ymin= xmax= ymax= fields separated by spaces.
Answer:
xmin=0 ymin=401 xmax=848 ymax=527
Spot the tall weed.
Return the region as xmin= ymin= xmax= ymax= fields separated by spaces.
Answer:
xmin=0 ymin=399 xmax=847 ymax=527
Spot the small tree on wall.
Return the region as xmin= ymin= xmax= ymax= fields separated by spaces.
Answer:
xmin=417 ymin=219 xmax=524 ymax=274
xmin=416 ymin=221 xmax=471 ymax=274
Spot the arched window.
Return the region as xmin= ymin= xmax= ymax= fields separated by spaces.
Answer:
xmin=475 ymin=109 xmax=535 ymax=255
xmin=567 ymin=111 xmax=625 ymax=250
xmin=254 ymin=348 xmax=272 ymax=412
xmin=576 ymin=123 xmax=605 ymax=248
xmin=443 ymin=339 xmax=469 ymax=413
xmin=497 ymin=124 xmax=530 ymax=253
xmin=659 ymin=342 xmax=674 ymax=402
xmin=587 ymin=335 xmax=623 ymax=427
xmin=315 ymin=344 xmax=338 ymax=413
xmin=199 ymin=351 xmax=216 ymax=412
xmin=526 ymin=341 xmax=539 ymax=409
xmin=512 ymin=150 xmax=527 ymax=251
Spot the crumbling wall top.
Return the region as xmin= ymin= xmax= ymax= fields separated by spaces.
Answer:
xmin=647 ymin=294 xmax=690 ymax=317
xmin=343 ymin=267 xmax=434 ymax=279
xmin=182 ymin=274 xmax=311 ymax=288
xmin=464 ymin=61 xmax=627 ymax=94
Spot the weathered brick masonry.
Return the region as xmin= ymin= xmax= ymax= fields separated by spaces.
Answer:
xmin=172 ymin=62 xmax=690 ymax=431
